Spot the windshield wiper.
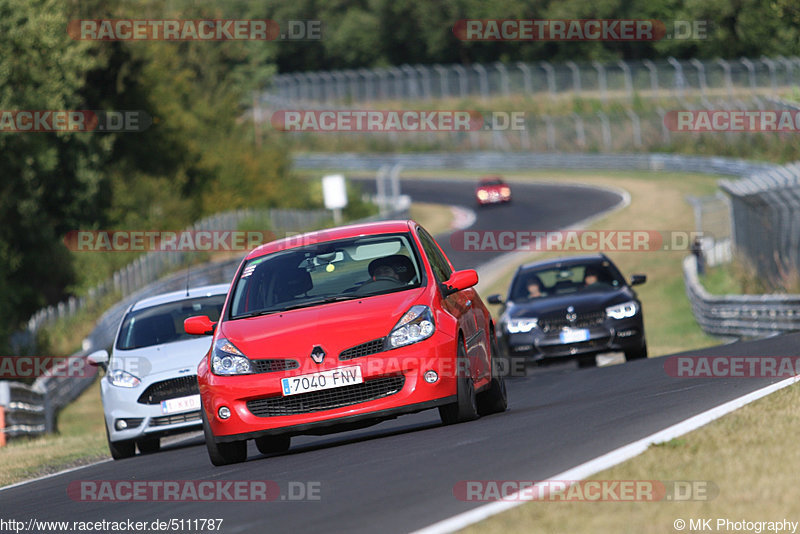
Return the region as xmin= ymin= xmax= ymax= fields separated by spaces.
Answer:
xmin=235 ymin=308 xmax=281 ymax=319
xmin=279 ymin=295 xmax=361 ymax=311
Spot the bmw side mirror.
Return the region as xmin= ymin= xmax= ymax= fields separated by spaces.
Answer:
xmin=630 ymin=274 xmax=647 ymax=286
xmin=487 ymin=294 xmax=503 ymax=305
xmin=441 ymin=269 xmax=478 ymax=296
xmin=184 ymin=315 xmax=216 ymax=336
xmin=87 ymin=349 xmax=109 ymax=370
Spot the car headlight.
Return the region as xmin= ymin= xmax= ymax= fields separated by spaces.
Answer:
xmin=477 ymin=190 xmax=489 ymax=200
xmin=506 ymin=318 xmax=538 ymax=333
xmin=211 ymin=338 xmax=253 ymax=376
xmin=606 ymin=301 xmax=638 ymax=320
xmin=108 ymin=369 xmax=140 ymax=388
xmin=501 ymin=187 xmax=511 ymax=196
xmin=387 ymin=305 xmax=435 ymax=349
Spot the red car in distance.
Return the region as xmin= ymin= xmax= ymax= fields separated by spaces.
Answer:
xmin=185 ymin=220 xmax=507 ymax=465
xmin=475 ymin=175 xmax=512 ymax=205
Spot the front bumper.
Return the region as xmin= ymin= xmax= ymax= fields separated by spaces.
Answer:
xmin=101 ymin=375 xmax=203 ymax=443
xmin=200 ymin=336 xmax=461 ymax=440
xmin=499 ymin=317 xmax=644 ymax=361
xmin=476 ymin=191 xmax=511 ymax=205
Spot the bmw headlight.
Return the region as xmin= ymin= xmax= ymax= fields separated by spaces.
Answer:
xmin=211 ymin=338 xmax=253 ymax=376
xmin=387 ymin=305 xmax=435 ymax=349
xmin=506 ymin=318 xmax=538 ymax=333
xmin=108 ymin=369 xmax=140 ymax=388
xmin=606 ymin=301 xmax=638 ymax=320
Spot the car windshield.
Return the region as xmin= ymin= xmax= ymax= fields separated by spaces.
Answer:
xmin=116 ymin=294 xmax=226 ymax=350
xmin=480 ymin=179 xmax=504 ymax=186
xmin=510 ymin=261 xmax=625 ymax=302
xmin=229 ymin=233 xmax=423 ymax=319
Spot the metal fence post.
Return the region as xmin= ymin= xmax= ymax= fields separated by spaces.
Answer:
xmin=540 ymin=61 xmax=556 ymax=96
xmin=715 ymin=58 xmax=733 ymax=100
xmin=740 ymin=57 xmax=756 ymax=93
xmin=453 ymin=64 xmax=468 ymax=98
xmin=401 ymin=64 xmax=419 ymax=99
xmin=495 ymin=62 xmax=510 ymax=97
xmin=433 ymin=64 xmax=449 ymax=99
xmin=517 ymin=62 xmax=532 ymax=94
xmin=618 ymin=60 xmax=633 ymax=100
xmin=643 ymin=59 xmax=658 ymax=95
xmin=566 ymin=61 xmax=581 ymax=93
xmin=474 ymin=64 xmax=489 ymax=99
xmin=760 ymin=56 xmax=777 ymax=95
xmin=592 ymin=61 xmax=607 ymax=102
xmin=668 ymin=57 xmax=685 ymax=100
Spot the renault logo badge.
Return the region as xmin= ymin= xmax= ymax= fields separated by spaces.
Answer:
xmin=310 ymin=346 xmax=326 ymax=364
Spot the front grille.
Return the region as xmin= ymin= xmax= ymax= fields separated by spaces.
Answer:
xmin=339 ymin=338 xmax=385 ymax=360
xmin=539 ymin=311 xmax=606 ymax=333
xmin=252 ymin=359 xmax=300 ymax=373
xmin=137 ymin=376 xmax=198 ymax=405
xmin=539 ymin=338 xmax=609 ymax=356
xmin=149 ymin=411 xmax=201 ymax=427
xmin=246 ymin=375 xmax=405 ymax=417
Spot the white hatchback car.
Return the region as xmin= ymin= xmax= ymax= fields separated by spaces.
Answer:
xmin=88 ymin=284 xmax=228 ymax=459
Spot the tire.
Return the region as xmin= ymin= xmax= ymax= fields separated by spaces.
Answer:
xmin=137 ymin=438 xmax=160 ymax=454
xmin=202 ymin=408 xmax=247 ymax=466
xmin=439 ymin=338 xmax=479 ymax=425
xmin=625 ymin=340 xmax=648 ymax=361
xmin=255 ymin=435 xmax=291 ymax=455
xmin=106 ymin=425 xmax=135 ymax=460
xmin=477 ymin=337 xmax=508 ymax=416
xmin=577 ymin=353 xmax=597 ymax=368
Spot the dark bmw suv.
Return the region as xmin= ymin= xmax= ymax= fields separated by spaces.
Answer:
xmin=488 ymin=254 xmax=647 ymax=368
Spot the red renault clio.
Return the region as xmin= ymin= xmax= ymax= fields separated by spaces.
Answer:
xmin=185 ymin=220 xmax=507 ymax=465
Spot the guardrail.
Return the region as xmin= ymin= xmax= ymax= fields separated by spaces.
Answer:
xmin=683 ymin=255 xmax=800 ymax=338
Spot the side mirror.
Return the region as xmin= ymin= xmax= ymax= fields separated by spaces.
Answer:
xmin=184 ymin=316 xmax=216 ymax=336
xmin=442 ymin=269 xmax=478 ymax=296
xmin=487 ymin=294 xmax=503 ymax=305
xmin=87 ymin=349 xmax=109 ymax=369
xmin=630 ymin=274 xmax=647 ymax=286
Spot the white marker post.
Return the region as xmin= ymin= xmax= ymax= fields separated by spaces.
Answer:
xmin=322 ymin=174 xmax=348 ymax=225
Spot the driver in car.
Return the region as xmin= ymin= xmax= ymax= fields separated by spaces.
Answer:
xmin=372 ymin=263 xmax=400 ymax=281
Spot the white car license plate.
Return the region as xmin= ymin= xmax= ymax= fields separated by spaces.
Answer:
xmin=559 ymin=328 xmax=590 ymax=344
xmin=160 ymin=394 xmax=201 ymax=415
xmin=281 ymin=366 xmax=363 ymax=397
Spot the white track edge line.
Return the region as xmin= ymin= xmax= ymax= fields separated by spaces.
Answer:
xmin=412 ymin=375 xmax=800 ymax=534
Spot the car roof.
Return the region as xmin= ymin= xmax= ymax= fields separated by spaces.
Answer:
xmin=245 ymin=219 xmax=415 ymax=260
xmin=130 ymin=283 xmax=231 ymax=311
xmin=518 ymin=254 xmax=611 ymax=272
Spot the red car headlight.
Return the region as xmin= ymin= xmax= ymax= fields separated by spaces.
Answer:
xmin=211 ymin=338 xmax=254 ymax=376
xmin=387 ymin=305 xmax=435 ymax=349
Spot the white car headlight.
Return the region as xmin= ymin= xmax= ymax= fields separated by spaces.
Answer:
xmin=211 ymin=338 xmax=253 ymax=376
xmin=606 ymin=301 xmax=638 ymax=320
xmin=387 ymin=305 xmax=435 ymax=349
xmin=108 ymin=369 xmax=141 ymax=388
xmin=506 ymin=318 xmax=538 ymax=333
